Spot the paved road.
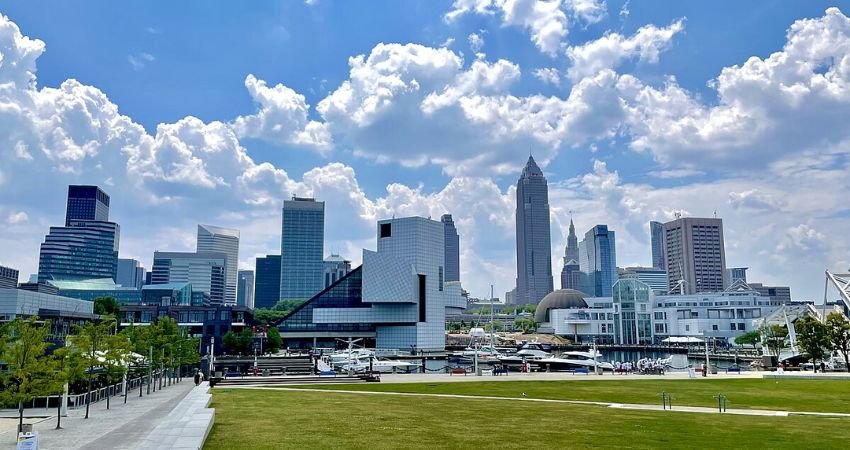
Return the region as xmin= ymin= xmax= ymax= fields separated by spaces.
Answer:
xmin=0 ymin=381 xmax=195 ymax=450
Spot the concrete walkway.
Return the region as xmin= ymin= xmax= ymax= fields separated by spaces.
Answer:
xmin=230 ymin=386 xmax=850 ymax=419
xmin=0 ymin=380 xmax=196 ymax=450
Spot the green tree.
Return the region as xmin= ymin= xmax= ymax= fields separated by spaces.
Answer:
xmin=266 ymin=327 xmax=282 ymax=354
xmin=72 ymin=319 xmax=116 ymax=418
xmin=101 ymin=331 xmax=131 ymax=409
xmin=51 ymin=343 xmax=87 ymax=428
xmin=514 ymin=318 xmax=537 ymax=333
xmin=93 ymin=296 xmax=121 ymax=317
xmin=826 ymin=312 xmax=850 ymax=373
xmin=484 ymin=321 xmax=504 ymax=332
xmin=0 ymin=317 xmax=56 ymax=433
xmin=795 ymin=316 xmax=830 ymax=365
xmin=238 ymin=328 xmax=254 ymax=355
xmin=222 ymin=330 xmax=239 ymax=355
xmin=252 ymin=309 xmax=288 ymax=326
xmin=734 ymin=330 xmax=761 ymax=350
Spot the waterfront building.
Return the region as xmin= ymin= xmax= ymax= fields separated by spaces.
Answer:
xmin=323 ymin=254 xmax=351 ymax=289
xmin=747 ymin=283 xmax=792 ymax=305
xmin=612 ymin=278 xmax=654 ymax=345
xmin=237 ymin=270 xmax=255 ymax=308
xmin=65 ymin=185 xmax=110 ymax=225
xmin=650 ymin=221 xmax=665 ymax=270
xmin=0 ymin=265 xmax=19 ymax=289
xmin=276 ymin=216 xmax=466 ymax=351
xmin=578 ymin=225 xmax=617 ymax=297
xmin=117 ymin=258 xmax=146 ymax=289
xmin=618 ymin=266 xmax=668 ymax=294
xmin=725 ymin=267 xmax=748 ymax=286
xmin=151 ymin=251 xmax=227 ymax=305
xmin=547 ymin=282 xmax=783 ymax=345
xmin=515 ymin=156 xmax=554 ymax=305
xmin=664 ymin=217 xmax=726 ymax=294
xmin=441 ymin=214 xmax=460 ymax=282
xmin=254 ymin=255 xmax=281 ymax=309
xmin=119 ymin=303 xmax=252 ymax=355
xmin=0 ymin=288 xmax=97 ymax=338
xmin=505 ymin=287 xmax=517 ymax=305
xmin=197 ymin=224 xmax=240 ymax=305
xmin=280 ymin=197 xmax=325 ymax=302
xmin=38 ymin=185 xmax=120 ymax=283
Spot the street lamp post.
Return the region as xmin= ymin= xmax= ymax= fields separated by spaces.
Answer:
xmin=84 ymin=333 xmax=96 ymax=419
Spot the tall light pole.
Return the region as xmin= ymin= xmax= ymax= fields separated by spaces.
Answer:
xmin=85 ymin=331 xmax=96 ymax=419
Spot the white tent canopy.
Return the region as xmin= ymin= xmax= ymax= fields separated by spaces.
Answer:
xmin=662 ymin=336 xmax=704 ymax=344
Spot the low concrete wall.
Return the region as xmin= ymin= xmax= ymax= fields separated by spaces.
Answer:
xmin=138 ymin=382 xmax=215 ymax=449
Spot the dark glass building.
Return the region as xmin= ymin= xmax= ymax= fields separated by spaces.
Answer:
xmin=38 ymin=185 xmax=120 ymax=283
xmin=65 ymin=185 xmax=110 ymax=225
xmin=0 ymin=265 xmax=19 ymax=289
xmin=280 ymin=197 xmax=325 ymax=302
xmin=38 ymin=220 xmax=120 ymax=283
xmin=515 ymin=155 xmax=553 ymax=305
xmin=441 ymin=214 xmax=460 ymax=282
xmin=579 ymin=224 xmax=618 ymax=297
xmin=277 ymin=267 xmax=375 ymax=348
xmin=254 ymin=255 xmax=281 ymax=309
xmin=650 ymin=221 xmax=665 ymax=270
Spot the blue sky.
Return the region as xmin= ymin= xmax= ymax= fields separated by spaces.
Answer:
xmin=0 ymin=1 xmax=849 ymax=301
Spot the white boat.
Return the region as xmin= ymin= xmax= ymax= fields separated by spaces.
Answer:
xmin=532 ymin=351 xmax=614 ymax=372
xmin=498 ymin=348 xmax=552 ymax=365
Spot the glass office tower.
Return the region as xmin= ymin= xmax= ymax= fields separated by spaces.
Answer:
xmin=515 ymin=156 xmax=554 ymax=305
xmin=254 ymin=255 xmax=281 ymax=309
xmin=197 ymin=224 xmax=240 ymax=305
xmin=280 ymin=197 xmax=325 ymax=302
xmin=578 ymin=225 xmax=617 ymax=297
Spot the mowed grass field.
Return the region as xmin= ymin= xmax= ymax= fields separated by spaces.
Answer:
xmin=205 ymin=379 xmax=850 ymax=449
xmin=290 ymin=378 xmax=850 ymax=413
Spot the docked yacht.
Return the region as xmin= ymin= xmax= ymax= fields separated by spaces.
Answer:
xmin=531 ymin=350 xmax=614 ymax=372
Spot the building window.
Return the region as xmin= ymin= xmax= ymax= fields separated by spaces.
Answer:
xmin=730 ymin=323 xmax=736 ymax=330
xmin=438 ymin=266 xmax=444 ymax=292
xmin=712 ymin=324 xmax=718 ymax=331
xmin=418 ymin=274 xmax=426 ymax=323
xmin=685 ymin=325 xmax=690 ymax=332
xmin=738 ymin=322 xmax=745 ymax=330
xmin=380 ymin=223 xmax=391 ymax=238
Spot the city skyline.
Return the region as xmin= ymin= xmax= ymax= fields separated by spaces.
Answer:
xmin=1 ymin=3 xmax=849 ymax=303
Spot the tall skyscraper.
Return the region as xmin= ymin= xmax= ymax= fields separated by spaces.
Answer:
xmin=323 ymin=254 xmax=352 ymax=288
xmin=254 ymin=255 xmax=281 ymax=309
xmin=663 ymin=217 xmax=727 ymax=294
xmin=197 ymin=224 xmax=240 ymax=305
xmin=117 ymin=258 xmax=146 ymax=289
xmin=151 ymin=251 xmax=227 ymax=305
xmin=650 ymin=221 xmax=665 ymax=270
xmin=515 ymin=156 xmax=553 ymax=305
xmin=38 ymin=185 xmax=120 ymax=283
xmin=560 ymin=218 xmax=581 ymax=290
xmin=280 ymin=197 xmax=325 ymax=302
xmin=441 ymin=214 xmax=460 ymax=282
xmin=65 ymin=185 xmax=110 ymax=225
xmin=0 ymin=265 xmax=19 ymax=289
xmin=578 ymin=225 xmax=618 ymax=297
xmin=237 ymin=270 xmax=255 ymax=309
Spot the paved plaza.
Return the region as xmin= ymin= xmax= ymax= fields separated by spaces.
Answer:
xmin=0 ymin=381 xmax=205 ymax=450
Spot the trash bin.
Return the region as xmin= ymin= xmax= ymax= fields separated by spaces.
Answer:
xmin=263 ymin=369 xmax=270 ymax=377
xmin=19 ymin=423 xmax=33 ymax=434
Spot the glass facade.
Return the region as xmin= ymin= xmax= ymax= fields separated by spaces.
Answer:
xmin=650 ymin=221 xmax=665 ymax=270
xmin=197 ymin=224 xmax=240 ymax=305
xmin=65 ymin=185 xmax=110 ymax=225
xmin=278 ymin=267 xmax=374 ymax=333
xmin=38 ymin=221 xmax=120 ymax=283
xmin=280 ymin=197 xmax=325 ymax=302
xmin=579 ymin=225 xmax=617 ymax=297
xmin=117 ymin=258 xmax=145 ymax=289
xmin=151 ymin=252 xmax=227 ymax=305
xmin=441 ymin=214 xmax=460 ymax=282
xmin=236 ymin=270 xmax=254 ymax=308
xmin=612 ymin=279 xmax=653 ymax=345
xmin=515 ymin=156 xmax=554 ymax=305
xmin=0 ymin=265 xmax=19 ymax=289
xmin=254 ymin=255 xmax=281 ymax=309
xmin=142 ymin=283 xmax=192 ymax=306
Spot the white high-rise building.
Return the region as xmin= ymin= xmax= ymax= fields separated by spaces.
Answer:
xmin=197 ymin=224 xmax=240 ymax=305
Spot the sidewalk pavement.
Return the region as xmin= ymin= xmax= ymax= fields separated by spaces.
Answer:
xmin=0 ymin=380 xmax=196 ymax=450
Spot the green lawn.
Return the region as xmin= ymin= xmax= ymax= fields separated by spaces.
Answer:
xmin=205 ymin=388 xmax=849 ymax=449
xmin=288 ymin=379 xmax=850 ymax=413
